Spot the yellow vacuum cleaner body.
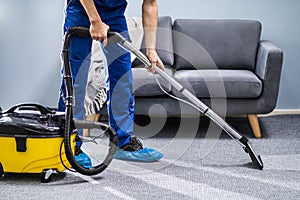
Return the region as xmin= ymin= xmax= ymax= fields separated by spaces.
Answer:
xmin=0 ymin=103 xmax=75 ymax=182
xmin=0 ymin=134 xmax=75 ymax=173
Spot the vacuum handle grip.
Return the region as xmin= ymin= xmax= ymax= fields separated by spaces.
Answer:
xmin=5 ymin=103 xmax=54 ymax=115
xmin=67 ymin=26 xmax=91 ymax=38
xmin=67 ymin=26 xmax=124 ymax=42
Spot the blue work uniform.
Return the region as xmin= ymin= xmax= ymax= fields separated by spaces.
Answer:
xmin=58 ymin=0 xmax=134 ymax=147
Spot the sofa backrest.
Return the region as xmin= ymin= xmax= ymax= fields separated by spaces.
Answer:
xmin=173 ymin=19 xmax=261 ymax=70
xmin=132 ymin=16 xmax=174 ymax=67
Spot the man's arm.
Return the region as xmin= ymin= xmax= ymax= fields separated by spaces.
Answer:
xmin=79 ymin=0 xmax=109 ymax=46
xmin=142 ymin=0 xmax=165 ymax=72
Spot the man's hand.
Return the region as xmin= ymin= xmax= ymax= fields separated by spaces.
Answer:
xmin=146 ymin=49 xmax=165 ymax=73
xmin=79 ymin=0 xmax=109 ymax=46
xmin=90 ymin=20 xmax=110 ymax=46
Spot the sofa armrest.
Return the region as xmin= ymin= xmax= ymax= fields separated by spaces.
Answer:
xmin=255 ymin=40 xmax=283 ymax=80
xmin=254 ymin=40 xmax=283 ymax=112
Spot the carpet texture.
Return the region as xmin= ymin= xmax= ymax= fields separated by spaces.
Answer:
xmin=0 ymin=115 xmax=299 ymax=200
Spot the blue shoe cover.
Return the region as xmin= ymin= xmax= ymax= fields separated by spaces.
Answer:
xmin=74 ymin=152 xmax=92 ymax=168
xmin=114 ymin=148 xmax=163 ymax=162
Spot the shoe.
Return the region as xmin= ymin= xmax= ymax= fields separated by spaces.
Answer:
xmin=114 ymin=137 xmax=163 ymax=162
xmin=74 ymin=136 xmax=92 ymax=169
xmin=119 ymin=136 xmax=143 ymax=151
xmin=74 ymin=152 xmax=92 ymax=169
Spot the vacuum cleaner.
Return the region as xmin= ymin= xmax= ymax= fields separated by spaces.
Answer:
xmin=0 ymin=103 xmax=78 ymax=182
xmin=68 ymin=26 xmax=263 ymax=170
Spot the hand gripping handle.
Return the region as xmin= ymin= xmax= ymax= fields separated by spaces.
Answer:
xmin=66 ymin=26 xmax=125 ymax=43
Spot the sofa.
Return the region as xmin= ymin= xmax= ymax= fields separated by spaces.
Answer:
xmin=129 ymin=16 xmax=283 ymax=138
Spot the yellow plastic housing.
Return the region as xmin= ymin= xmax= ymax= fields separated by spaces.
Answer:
xmin=0 ymin=134 xmax=75 ymax=173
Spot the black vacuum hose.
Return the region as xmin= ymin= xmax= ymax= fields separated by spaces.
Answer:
xmin=63 ymin=27 xmax=117 ymax=175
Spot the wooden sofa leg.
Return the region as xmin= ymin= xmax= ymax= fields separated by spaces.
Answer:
xmin=247 ymin=114 xmax=261 ymax=138
xmin=83 ymin=114 xmax=102 ymax=137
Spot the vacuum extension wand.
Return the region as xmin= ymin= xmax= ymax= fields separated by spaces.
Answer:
xmin=68 ymin=27 xmax=263 ymax=170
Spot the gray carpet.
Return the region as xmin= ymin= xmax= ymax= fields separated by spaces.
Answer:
xmin=1 ymin=115 xmax=299 ymax=200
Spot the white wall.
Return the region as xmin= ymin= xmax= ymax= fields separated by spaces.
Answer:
xmin=0 ymin=0 xmax=65 ymax=109
xmin=0 ymin=0 xmax=299 ymax=110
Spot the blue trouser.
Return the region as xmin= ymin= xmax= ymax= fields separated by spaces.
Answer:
xmin=58 ymin=0 xmax=133 ymax=147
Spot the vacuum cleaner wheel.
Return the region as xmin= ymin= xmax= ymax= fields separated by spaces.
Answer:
xmin=41 ymin=169 xmax=54 ymax=183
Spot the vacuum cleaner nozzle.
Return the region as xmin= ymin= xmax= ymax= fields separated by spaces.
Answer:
xmin=239 ymin=136 xmax=264 ymax=170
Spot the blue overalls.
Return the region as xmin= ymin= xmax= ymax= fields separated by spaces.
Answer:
xmin=58 ymin=0 xmax=134 ymax=147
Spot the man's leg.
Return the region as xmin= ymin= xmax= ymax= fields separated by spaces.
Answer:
xmin=101 ymin=40 xmax=133 ymax=148
xmin=99 ymin=32 xmax=163 ymax=162
xmin=58 ymin=0 xmax=92 ymax=122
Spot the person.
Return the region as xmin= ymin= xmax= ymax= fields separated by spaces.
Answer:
xmin=58 ymin=0 xmax=164 ymax=167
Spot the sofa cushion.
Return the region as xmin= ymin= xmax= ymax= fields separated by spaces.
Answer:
xmin=132 ymin=66 xmax=173 ymax=96
xmin=172 ymin=70 xmax=262 ymax=98
xmin=132 ymin=16 xmax=174 ymax=67
xmin=173 ymin=19 xmax=261 ymax=71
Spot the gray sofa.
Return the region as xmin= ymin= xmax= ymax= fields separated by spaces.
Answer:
xmin=131 ymin=16 xmax=283 ymax=138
